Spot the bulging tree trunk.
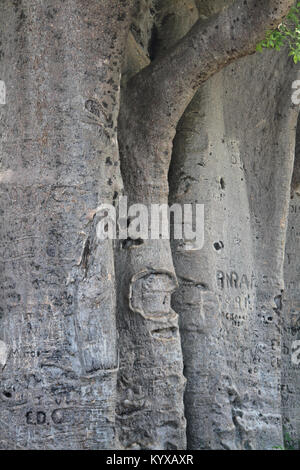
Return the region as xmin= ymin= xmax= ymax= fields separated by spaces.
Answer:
xmin=282 ymin=114 xmax=300 ymax=449
xmin=0 ymin=0 xmax=298 ymax=450
xmin=0 ymin=0 xmax=131 ymax=449
xmin=169 ymin=50 xmax=298 ymax=449
xmin=116 ymin=77 xmax=186 ymax=451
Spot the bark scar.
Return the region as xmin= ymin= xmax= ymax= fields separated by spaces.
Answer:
xmin=129 ymin=269 xmax=178 ymax=320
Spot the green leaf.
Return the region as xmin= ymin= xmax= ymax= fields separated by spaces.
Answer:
xmin=257 ymin=4 xmax=300 ymax=65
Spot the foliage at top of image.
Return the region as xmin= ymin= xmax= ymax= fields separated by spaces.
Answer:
xmin=257 ymin=3 xmax=300 ymax=63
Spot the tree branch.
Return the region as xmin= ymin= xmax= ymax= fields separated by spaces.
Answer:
xmin=119 ymin=0 xmax=294 ymax=204
xmin=126 ymin=0 xmax=295 ymax=128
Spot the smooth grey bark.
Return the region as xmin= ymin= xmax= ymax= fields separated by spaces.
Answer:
xmin=282 ymin=114 xmax=300 ymax=449
xmin=115 ymin=1 xmax=198 ymax=449
xmin=123 ymin=0 xmax=294 ymax=145
xmin=169 ymin=50 xmax=298 ymax=449
xmin=116 ymin=0 xmax=296 ymax=450
xmin=0 ymin=0 xmax=131 ymax=449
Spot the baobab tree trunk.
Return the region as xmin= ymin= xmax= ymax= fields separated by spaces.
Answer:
xmin=169 ymin=49 xmax=298 ymax=449
xmin=116 ymin=39 xmax=187 ymax=450
xmin=282 ymin=113 xmax=300 ymax=449
xmin=0 ymin=0 xmax=131 ymax=449
xmin=116 ymin=0 xmax=294 ymax=450
xmin=0 ymin=0 xmax=296 ymax=450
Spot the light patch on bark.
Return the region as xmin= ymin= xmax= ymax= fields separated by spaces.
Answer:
xmin=0 ymin=169 xmax=13 ymax=183
xmin=0 ymin=80 xmax=5 ymax=104
xmin=0 ymin=341 xmax=9 ymax=369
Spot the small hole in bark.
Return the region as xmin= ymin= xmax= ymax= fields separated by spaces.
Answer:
xmin=220 ymin=178 xmax=225 ymax=189
xmin=3 ymin=391 xmax=12 ymax=398
xmin=214 ymin=241 xmax=224 ymax=251
xmin=122 ymin=238 xmax=144 ymax=249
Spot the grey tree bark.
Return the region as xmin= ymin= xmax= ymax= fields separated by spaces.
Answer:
xmin=169 ymin=51 xmax=298 ymax=450
xmin=282 ymin=113 xmax=300 ymax=448
xmin=0 ymin=0 xmax=298 ymax=450
xmin=0 ymin=0 xmax=132 ymax=449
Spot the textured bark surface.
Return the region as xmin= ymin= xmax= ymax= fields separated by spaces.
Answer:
xmin=169 ymin=50 xmax=298 ymax=449
xmin=282 ymin=114 xmax=300 ymax=449
xmin=0 ymin=0 xmax=299 ymax=450
xmin=0 ymin=0 xmax=131 ymax=449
